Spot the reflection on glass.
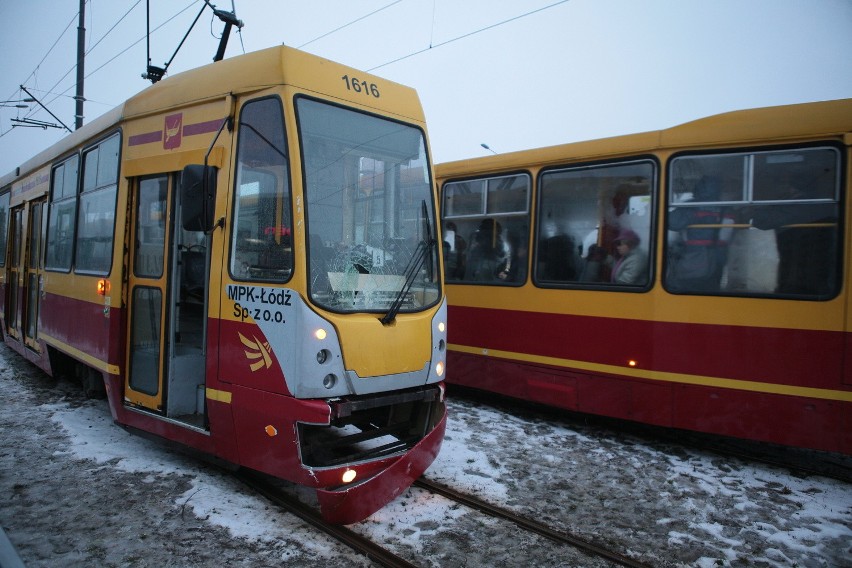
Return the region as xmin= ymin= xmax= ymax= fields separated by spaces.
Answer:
xmin=298 ymin=98 xmax=440 ymax=313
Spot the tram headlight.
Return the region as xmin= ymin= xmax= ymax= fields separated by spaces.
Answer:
xmin=314 ymin=328 xmax=328 ymax=340
xmin=342 ymin=468 xmax=357 ymax=484
xmin=435 ymin=361 xmax=444 ymax=377
xmin=438 ymin=321 xmax=445 ymax=333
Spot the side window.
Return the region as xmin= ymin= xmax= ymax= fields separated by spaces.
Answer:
xmin=135 ymin=176 xmax=168 ymax=278
xmin=46 ymin=155 xmax=80 ymax=271
xmin=441 ymin=173 xmax=530 ymax=285
xmin=230 ymin=97 xmax=292 ymax=282
xmin=76 ymin=132 xmax=120 ymax=274
xmin=0 ymin=190 xmax=9 ymax=266
xmin=666 ymin=147 xmax=840 ymax=298
xmin=536 ymin=160 xmax=655 ymax=288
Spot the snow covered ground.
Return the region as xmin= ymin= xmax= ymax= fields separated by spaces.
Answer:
xmin=0 ymin=344 xmax=849 ymax=567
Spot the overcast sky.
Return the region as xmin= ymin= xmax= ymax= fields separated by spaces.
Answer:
xmin=1 ymin=0 xmax=850 ymax=174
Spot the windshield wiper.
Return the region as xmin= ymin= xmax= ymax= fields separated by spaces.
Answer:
xmin=380 ymin=239 xmax=432 ymax=325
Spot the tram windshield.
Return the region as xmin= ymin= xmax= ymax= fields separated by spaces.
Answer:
xmin=297 ymin=98 xmax=440 ymax=314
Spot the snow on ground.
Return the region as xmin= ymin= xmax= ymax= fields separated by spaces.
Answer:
xmin=1 ymin=344 xmax=850 ymax=567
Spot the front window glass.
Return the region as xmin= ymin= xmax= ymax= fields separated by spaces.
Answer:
xmin=667 ymin=147 xmax=840 ymax=298
xmin=442 ymin=174 xmax=530 ymax=284
xmin=537 ymin=161 xmax=655 ymax=287
xmin=230 ymin=97 xmax=292 ymax=282
xmin=297 ymin=98 xmax=439 ymax=313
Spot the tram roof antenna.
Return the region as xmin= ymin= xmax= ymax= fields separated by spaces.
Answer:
xmin=208 ymin=0 xmax=244 ymax=62
xmin=143 ymin=0 xmax=244 ymax=84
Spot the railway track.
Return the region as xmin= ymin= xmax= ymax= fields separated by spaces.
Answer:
xmin=415 ymin=478 xmax=651 ymax=568
xmin=238 ymin=468 xmax=650 ymax=568
xmin=236 ymin=470 xmax=417 ymax=568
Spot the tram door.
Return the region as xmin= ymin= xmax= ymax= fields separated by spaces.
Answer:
xmin=5 ymin=199 xmax=46 ymax=349
xmin=5 ymin=207 xmax=24 ymax=340
xmin=125 ymin=174 xmax=209 ymax=426
xmin=22 ymin=200 xmax=46 ymax=351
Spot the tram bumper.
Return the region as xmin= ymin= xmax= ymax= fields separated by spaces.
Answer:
xmin=315 ymin=406 xmax=447 ymax=525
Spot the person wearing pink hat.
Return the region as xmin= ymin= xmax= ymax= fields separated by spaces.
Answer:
xmin=611 ymin=228 xmax=648 ymax=285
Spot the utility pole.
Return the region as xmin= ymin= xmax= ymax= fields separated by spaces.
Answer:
xmin=75 ymin=0 xmax=85 ymax=130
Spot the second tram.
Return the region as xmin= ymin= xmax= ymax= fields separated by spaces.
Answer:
xmin=437 ymin=98 xmax=851 ymax=455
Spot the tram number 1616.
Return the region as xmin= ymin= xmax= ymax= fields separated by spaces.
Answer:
xmin=341 ymin=75 xmax=380 ymax=98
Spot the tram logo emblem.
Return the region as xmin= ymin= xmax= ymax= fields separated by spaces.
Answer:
xmin=164 ymin=113 xmax=183 ymax=149
xmin=239 ymin=332 xmax=273 ymax=372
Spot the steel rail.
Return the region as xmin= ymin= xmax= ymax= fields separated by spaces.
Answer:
xmin=415 ymin=478 xmax=651 ymax=568
xmin=237 ymin=471 xmax=417 ymax=568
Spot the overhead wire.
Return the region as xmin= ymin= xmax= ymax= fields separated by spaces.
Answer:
xmin=369 ymin=0 xmax=572 ymax=71
xmin=5 ymin=0 xmax=568 ymax=138
xmin=30 ymin=0 xmax=147 ymax=118
xmin=4 ymin=11 xmax=78 ymax=105
xmin=296 ymin=0 xmax=404 ymax=49
xmin=26 ymin=1 xmax=200 ymax=117
xmin=2 ymin=0 xmax=214 ymax=141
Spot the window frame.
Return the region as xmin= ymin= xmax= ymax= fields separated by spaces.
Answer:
xmin=533 ymin=156 xmax=659 ymax=292
xmin=45 ymin=153 xmax=81 ymax=273
xmin=228 ymin=95 xmax=294 ymax=284
xmin=664 ymin=143 xmax=844 ymax=300
xmin=440 ymin=171 xmax=532 ymax=287
xmin=0 ymin=190 xmax=10 ymax=267
xmin=295 ymin=94 xmax=440 ymax=313
xmin=74 ymin=131 xmax=121 ymax=276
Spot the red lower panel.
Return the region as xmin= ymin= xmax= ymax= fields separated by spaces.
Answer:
xmin=448 ymin=305 xmax=845 ymax=391
xmin=104 ymin=374 xmax=220 ymax=454
xmin=39 ymin=292 xmax=123 ymax=368
xmin=448 ymin=351 xmax=851 ymax=454
xmin=673 ymin=384 xmax=848 ymax=452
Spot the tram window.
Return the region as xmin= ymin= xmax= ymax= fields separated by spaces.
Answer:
xmin=46 ymin=155 xmax=80 ymax=271
xmin=298 ymin=97 xmax=439 ymax=312
xmin=230 ymin=97 xmax=292 ymax=282
xmin=0 ymin=191 xmax=9 ymax=266
xmin=535 ymin=161 xmax=655 ymax=289
xmin=76 ymin=133 xmax=119 ymax=275
xmin=135 ymin=176 xmax=168 ymax=278
xmin=442 ymin=174 xmax=530 ymax=284
xmin=666 ymin=147 xmax=840 ymax=298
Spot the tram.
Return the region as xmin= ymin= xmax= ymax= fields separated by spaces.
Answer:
xmin=437 ymin=98 xmax=851 ymax=455
xmin=0 ymin=45 xmax=447 ymax=524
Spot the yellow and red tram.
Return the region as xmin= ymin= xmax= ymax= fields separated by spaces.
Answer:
xmin=437 ymin=99 xmax=852 ymax=455
xmin=0 ymin=45 xmax=447 ymax=523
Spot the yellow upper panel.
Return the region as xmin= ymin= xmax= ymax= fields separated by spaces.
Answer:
xmin=123 ymin=46 xmax=426 ymax=125
xmin=2 ymin=46 xmax=426 ymax=186
xmin=436 ymin=98 xmax=852 ymax=178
